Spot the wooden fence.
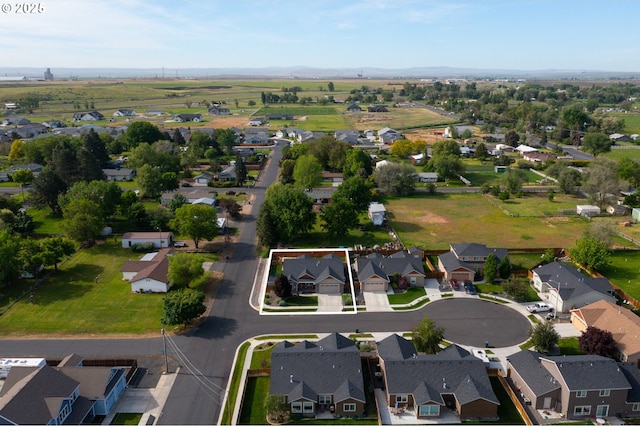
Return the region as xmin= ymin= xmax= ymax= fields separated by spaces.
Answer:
xmin=495 ymin=369 xmax=534 ymax=426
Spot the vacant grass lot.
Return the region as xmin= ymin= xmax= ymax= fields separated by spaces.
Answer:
xmin=492 ymin=192 xmax=586 ymax=216
xmin=387 ymin=193 xmax=589 ymax=250
xmin=0 ymin=241 xmax=164 ymax=336
xmin=599 ymin=250 xmax=640 ymax=301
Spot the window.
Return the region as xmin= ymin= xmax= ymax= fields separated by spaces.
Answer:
xmin=410 ymin=276 xmax=417 ymax=284
xmin=318 ymin=395 xmax=332 ymax=405
xmin=576 ymin=390 xmax=587 ymax=398
xmin=303 ymin=401 xmax=314 ymax=413
xmin=58 ymin=404 xmax=71 ymax=422
xmin=574 ymin=405 xmax=591 ymax=416
xmin=599 ymin=389 xmax=610 ymax=397
xmin=291 ymin=402 xmax=302 ymax=413
xmin=419 ymin=404 xmax=440 ymax=416
xmin=396 ymin=395 xmax=409 ymax=403
xmin=343 ymin=403 xmax=356 ymax=412
xmin=632 ymin=403 xmax=640 ymax=412
xmin=596 ymin=405 xmax=609 ymax=417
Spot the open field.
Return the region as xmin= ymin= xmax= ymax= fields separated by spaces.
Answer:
xmin=491 ymin=192 xmax=586 ymax=216
xmin=386 ymin=193 xmax=590 ymax=250
xmin=0 ymin=240 xmax=164 ymax=336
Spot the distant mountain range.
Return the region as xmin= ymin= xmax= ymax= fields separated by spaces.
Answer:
xmin=1 ymin=66 xmax=639 ymax=80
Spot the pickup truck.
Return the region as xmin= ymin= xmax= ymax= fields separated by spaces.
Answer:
xmin=526 ymin=303 xmax=553 ymax=313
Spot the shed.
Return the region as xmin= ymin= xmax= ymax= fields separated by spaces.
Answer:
xmin=606 ymin=204 xmax=627 ymax=216
xmin=494 ymin=166 xmax=507 ymax=173
xmin=633 ymin=208 xmax=640 ymax=222
xmin=576 ymin=205 xmax=601 ymax=217
xmin=368 ymin=202 xmax=386 ymax=226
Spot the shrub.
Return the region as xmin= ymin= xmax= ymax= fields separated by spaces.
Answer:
xmin=131 ymin=242 xmax=154 ymax=253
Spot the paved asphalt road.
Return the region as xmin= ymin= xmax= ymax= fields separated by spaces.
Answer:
xmin=0 ymin=139 xmax=533 ymax=424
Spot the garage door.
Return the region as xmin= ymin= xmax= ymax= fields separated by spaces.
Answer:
xmin=318 ymin=283 xmax=342 ymax=294
xmin=364 ymin=282 xmax=386 ymax=292
xmin=451 ymin=272 xmax=471 ymax=281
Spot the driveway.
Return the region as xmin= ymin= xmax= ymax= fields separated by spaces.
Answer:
xmin=317 ymin=294 xmax=344 ymax=313
xmin=363 ymin=291 xmax=391 ymax=312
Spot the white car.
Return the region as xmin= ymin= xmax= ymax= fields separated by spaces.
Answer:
xmin=526 ymin=303 xmax=553 ymax=313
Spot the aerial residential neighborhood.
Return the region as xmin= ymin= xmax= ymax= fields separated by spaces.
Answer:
xmin=3 ymin=2 xmax=640 ymax=424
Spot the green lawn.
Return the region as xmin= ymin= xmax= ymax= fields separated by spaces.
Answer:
xmin=28 ymin=206 xmax=65 ymax=235
xmin=0 ymin=240 xmax=164 ymax=335
xmin=293 ymin=213 xmax=392 ymax=248
xmin=599 ymin=250 xmax=640 ymax=301
xmin=387 ymin=286 xmax=426 ymax=304
xmin=250 ymin=344 xmax=275 ymax=369
xmin=110 ymin=413 xmax=143 ymax=425
xmin=387 ymin=193 xmax=589 ymax=250
xmin=492 ymin=192 xmax=586 ymax=217
xmin=557 ymin=337 xmax=585 ymax=355
xmin=239 ymin=376 xmax=269 ymax=425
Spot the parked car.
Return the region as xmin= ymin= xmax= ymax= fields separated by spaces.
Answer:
xmin=526 ymin=302 xmax=553 ymax=313
xmin=450 ymin=279 xmax=459 ymax=290
xmin=546 ymin=312 xmax=556 ymax=321
xmin=464 ymin=280 xmax=477 ymax=295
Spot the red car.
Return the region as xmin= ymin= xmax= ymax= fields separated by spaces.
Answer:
xmin=450 ymin=279 xmax=459 ymax=290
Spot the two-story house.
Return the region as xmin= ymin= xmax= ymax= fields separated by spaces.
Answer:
xmin=438 ymin=243 xmax=508 ymax=282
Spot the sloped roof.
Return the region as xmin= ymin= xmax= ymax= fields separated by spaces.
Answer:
xmin=270 ymin=333 xmax=365 ymax=403
xmin=121 ymin=248 xmax=172 ymax=284
xmin=283 ymin=254 xmax=346 ymax=285
xmin=506 ymin=350 xmax=561 ymax=397
xmin=60 ymin=367 xmax=124 ymax=400
xmin=571 ymin=299 xmax=640 ymax=358
xmin=356 ymin=251 xmax=425 ymax=282
xmin=438 ymin=251 xmax=475 ymax=273
xmin=619 ymin=362 xmax=640 ymax=403
xmin=0 ymin=365 xmax=80 ymax=424
xmin=533 ymin=261 xmax=613 ymax=302
xmin=376 ymin=335 xmax=499 ymax=407
xmin=450 ymin=243 xmax=508 ymax=261
xmin=540 ymin=355 xmax=631 ymax=391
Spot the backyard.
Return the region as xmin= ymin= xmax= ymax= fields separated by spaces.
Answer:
xmin=386 ymin=193 xmax=590 ymax=250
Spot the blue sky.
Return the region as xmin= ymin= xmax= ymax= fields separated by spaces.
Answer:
xmin=2 ymin=0 xmax=639 ymax=72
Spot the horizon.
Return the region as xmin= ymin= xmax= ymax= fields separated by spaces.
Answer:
xmin=1 ymin=1 xmax=639 ymax=74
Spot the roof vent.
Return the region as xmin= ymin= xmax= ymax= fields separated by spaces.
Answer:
xmin=290 ymin=375 xmax=294 ymax=383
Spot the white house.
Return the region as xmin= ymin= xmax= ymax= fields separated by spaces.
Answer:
xmin=368 ymin=202 xmax=386 ymax=226
xmin=103 ymin=168 xmax=136 ymax=182
xmin=193 ymin=172 xmax=214 ymax=185
xmin=121 ymin=249 xmax=172 ymax=293
xmin=576 ymin=205 xmax=601 ymax=217
xmin=121 ymin=232 xmax=173 ymax=249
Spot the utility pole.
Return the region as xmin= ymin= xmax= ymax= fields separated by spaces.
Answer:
xmin=161 ymin=325 xmax=169 ymax=374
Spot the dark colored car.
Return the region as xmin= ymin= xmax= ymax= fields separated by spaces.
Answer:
xmin=464 ymin=280 xmax=477 ymax=295
xmin=450 ymin=279 xmax=459 ymax=290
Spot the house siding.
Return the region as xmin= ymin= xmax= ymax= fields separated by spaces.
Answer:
xmin=508 ymin=367 xmax=561 ymax=410
xmin=458 ymin=398 xmax=498 ymax=420
xmin=334 ymin=398 xmax=364 ymax=417
xmin=131 ymin=278 xmax=168 ymax=293
xmin=565 ymin=389 xmax=628 ymax=420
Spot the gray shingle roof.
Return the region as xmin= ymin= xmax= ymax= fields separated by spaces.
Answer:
xmin=619 ymin=362 xmax=640 ymax=403
xmin=534 ymin=262 xmax=614 ymax=301
xmin=438 ymin=251 xmax=475 ymax=273
xmin=541 ymin=355 xmax=631 ymax=391
xmin=356 ymin=252 xmax=424 ymax=282
xmin=270 ymin=333 xmax=365 ymax=404
xmin=377 ymin=335 xmax=499 ymax=407
xmin=283 ymin=254 xmax=346 ymax=285
xmin=506 ymin=350 xmax=561 ymax=397
xmin=450 ymin=243 xmax=508 ymax=260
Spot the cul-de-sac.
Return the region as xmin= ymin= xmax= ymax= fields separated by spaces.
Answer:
xmin=2 ymin=70 xmax=640 ymax=426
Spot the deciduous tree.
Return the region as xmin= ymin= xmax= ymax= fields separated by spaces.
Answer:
xmin=374 ymin=162 xmax=416 ymax=195
xmin=125 ymin=121 xmax=165 ymax=148
xmin=412 ymin=316 xmax=444 ymax=354
xmin=529 ymin=321 xmax=560 ymax=353
xmin=168 ymin=253 xmax=205 ymax=288
xmin=582 ymin=132 xmax=612 ymax=157
xmin=136 ymin=164 xmax=163 ymax=199
xmin=484 ymin=253 xmax=499 ymax=283
xmin=170 ymin=204 xmax=218 ymax=249
xmin=161 ymin=288 xmax=206 ymax=326
xmin=343 ymin=148 xmax=372 ymax=178
xmin=274 ymin=274 xmax=292 ymax=299
xmin=570 ymin=236 xmax=610 ymax=271
xmin=29 ymin=169 xmax=67 ymax=215
xmin=293 ymin=154 xmax=322 ymax=190
xmin=579 ymin=326 xmax=618 ymax=358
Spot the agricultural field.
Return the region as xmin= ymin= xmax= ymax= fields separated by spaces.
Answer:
xmin=386 ymin=193 xmax=590 ymax=250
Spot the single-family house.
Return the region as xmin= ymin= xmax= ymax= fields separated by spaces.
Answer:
xmin=8 ymin=162 xmax=44 ymax=177
xmin=42 ymin=120 xmax=66 ymax=129
xmin=1 ymin=117 xmax=31 ymax=126
xmin=282 ymin=253 xmax=347 ymax=295
xmin=175 ymin=113 xmax=202 ymax=123
xmin=375 ymin=159 xmax=390 ymax=169
xmin=444 ymin=125 xmax=473 ymax=139
xmin=523 ymin=152 xmax=555 ymax=163
xmin=145 ymin=109 xmax=164 ymax=116
xmin=416 ymin=172 xmax=438 ymax=183
xmin=507 ymin=351 xmax=640 ymax=420
xmin=411 ymin=153 xmax=425 ymax=165
xmin=570 ymin=299 xmax=640 ymax=363
xmin=208 ymin=106 xmax=230 ymax=115
xmin=191 ymin=197 xmax=216 ymax=207
xmin=248 ymin=117 xmax=264 ymax=126
xmin=243 ymin=128 xmax=270 ymax=144
xmin=377 ymin=334 xmax=499 ymax=420
xmin=610 ymin=133 xmax=631 ymax=143
xmin=218 ymin=163 xmax=236 ymax=182
xmin=368 ymin=105 xmax=388 ymax=113
xmin=355 ymin=251 xmax=425 ymax=292
xmin=321 ymin=171 xmax=343 ymax=185
xmin=194 ymin=172 xmax=214 ymax=185
xmin=378 ymin=127 xmax=402 ymax=144
xmin=438 ymin=243 xmax=508 ymax=282
xmin=346 ymin=103 xmax=362 ymax=112
xmin=335 ymin=130 xmax=360 ymax=145
xmin=515 ymin=144 xmax=538 ymax=154
xmin=576 ymin=205 xmax=601 ymax=217
xmin=11 ymin=123 xmax=47 ymax=139
xmin=530 ymin=261 xmax=616 ymax=312
xmin=305 ymin=188 xmax=336 ymax=205
xmin=297 ymin=131 xmax=325 ymax=143
xmin=160 ymin=189 xmax=217 ymax=207
xmin=102 ymin=168 xmax=135 ymax=182
xmin=73 ymin=111 xmax=105 ymax=121
xmin=0 ymin=172 xmax=8 ymax=182
xmin=121 ymin=231 xmax=174 ymax=249
xmin=112 ymin=109 xmax=136 ymax=117
xmin=121 ymin=248 xmax=172 ymax=293
xmin=368 ymin=202 xmax=386 ymax=226
xmin=0 ymin=356 xmax=126 ymax=425
xmin=269 ymin=333 xmax=366 ymax=418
